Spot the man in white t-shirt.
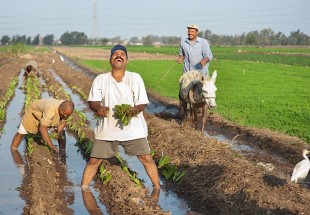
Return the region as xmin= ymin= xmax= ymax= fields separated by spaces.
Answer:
xmin=81 ymin=45 xmax=161 ymax=190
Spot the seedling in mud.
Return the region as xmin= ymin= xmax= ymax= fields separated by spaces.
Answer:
xmin=67 ymin=110 xmax=87 ymax=140
xmin=172 ymin=170 xmax=186 ymax=182
xmin=76 ymin=139 xmax=93 ymax=154
xmin=99 ymin=163 xmax=112 ymax=185
xmin=26 ymin=142 xmax=35 ymax=156
xmin=122 ymin=166 xmax=141 ymax=186
xmin=115 ymin=153 xmax=141 ymax=186
xmin=162 ymin=164 xmax=186 ymax=183
xmin=84 ymin=140 xmax=93 ymax=154
xmin=71 ymin=85 xmax=88 ymax=100
xmin=0 ymin=108 xmax=4 ymax=122
xmin=0 ymin=77 xmax=18 ymax=121
xmin=158 ymin=155 xmax=171 ymax=169
xmin=25 ymin=134 xmax=37 ymax=156
xmin=150 ymin=149 xmax=155 ymax=158
xmin=157 ymin=154 xmax=186 ymax=183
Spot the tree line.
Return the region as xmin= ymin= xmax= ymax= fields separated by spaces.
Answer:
xmin=1 ymin=28 xmax=309 ymax=46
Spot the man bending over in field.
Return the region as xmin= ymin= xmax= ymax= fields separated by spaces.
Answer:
xmin=11 ymin=99 xmax=74 ymax=153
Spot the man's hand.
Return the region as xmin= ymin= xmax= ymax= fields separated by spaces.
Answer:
xmin=177 ymin=56 xmax=184 ymax=64
xmin=39 ymin=125 xmax=59 ymax=153
xmin=48 ymin=143 xmax=59 ymax=153
xmin=200 ymin=57 xmax=209 ymax=66
xmin=96 ymin=106 xmax=109 ymax=117
xmin=89 ymin=101 xmax=109 ymax=117
xmin=126 ymin=107 xmax=140 ymax=118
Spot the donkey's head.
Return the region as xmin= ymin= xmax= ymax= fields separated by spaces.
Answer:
xmin=201 ymin=70 xmax=217 ymax=109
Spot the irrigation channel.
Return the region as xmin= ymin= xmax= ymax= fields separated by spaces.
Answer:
xmin=0 ymin=66 xmax=190 ymax=214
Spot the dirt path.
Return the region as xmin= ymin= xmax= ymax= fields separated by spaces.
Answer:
xmin=52 ymin=46 xmax=177 ymax=61
xmin=1 ymin=48 xmax=310 ymax=214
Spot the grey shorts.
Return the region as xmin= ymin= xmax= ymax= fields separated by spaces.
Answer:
xmin=90 ymin=138 xmax=151 ymax=159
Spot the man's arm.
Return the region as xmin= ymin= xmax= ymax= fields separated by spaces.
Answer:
xmin=200 ymin=57 xmax=210 ymax=66
xmin=201 ymin=39 xmax=213 ymax=66
xmin=39 ymin=125 xmax=59 ymax=152
xmin=57 ymin=122 xmax=67 ymax=150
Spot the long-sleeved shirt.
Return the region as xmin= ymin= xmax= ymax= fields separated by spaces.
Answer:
xmin=179 ymin=37 xmax=213 ymax=75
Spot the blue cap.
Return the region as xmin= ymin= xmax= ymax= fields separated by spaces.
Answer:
xmin=110 ymin=45 xmax=128 ymax=59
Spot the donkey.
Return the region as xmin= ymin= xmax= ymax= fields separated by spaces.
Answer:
xmin=179 ymin=70 xmax=217 ymax=132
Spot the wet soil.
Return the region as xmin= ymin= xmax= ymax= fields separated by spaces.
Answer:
xmin=1 ymin=48 xmax=310 ymax=215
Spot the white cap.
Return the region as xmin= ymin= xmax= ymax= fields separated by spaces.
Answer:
xmin=187 ymin=24 xmax=199 ymax=31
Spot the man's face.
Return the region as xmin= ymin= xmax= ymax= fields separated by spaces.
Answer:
xmin=187 ymin=28 xmax=198 ymax=41
xmin=109 ymin=50 xmax=128 ymax=69
xmin=59 ymin=108 xmax=72 ymax=120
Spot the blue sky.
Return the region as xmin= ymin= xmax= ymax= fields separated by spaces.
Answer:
xmin=1 ymin=0 xmax=309 ymax=40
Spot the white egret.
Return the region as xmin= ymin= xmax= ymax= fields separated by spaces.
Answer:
xmin=291 ymin=149 xmax=310 ymax=183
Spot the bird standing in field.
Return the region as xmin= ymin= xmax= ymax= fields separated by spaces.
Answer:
xmin=291 ymin=149 xmax=310 ymax=183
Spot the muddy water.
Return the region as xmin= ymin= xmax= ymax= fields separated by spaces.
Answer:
xmin=63 ymin=133 xmax=108 ymax=214
xmin=48 ymin=70 xmax=108 ymax=214
xmin=0 ymin=73 xmax=26 ymax=214
xmin=0 ymin=71 xmax=108 ymax=214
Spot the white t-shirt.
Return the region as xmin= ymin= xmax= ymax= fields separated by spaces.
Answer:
xmin=88 ymin=71 xmax=149 ymax=141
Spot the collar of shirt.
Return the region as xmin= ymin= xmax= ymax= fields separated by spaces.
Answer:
xmin=185 ymin=37 xmax=202 ymax=45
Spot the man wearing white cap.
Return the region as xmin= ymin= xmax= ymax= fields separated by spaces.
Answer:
xmin=177 ymin=24 xmax=213 ymax=117
xmin=177 ymin=24 xmax=213 ymax=75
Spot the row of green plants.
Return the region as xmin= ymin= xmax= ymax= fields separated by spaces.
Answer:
xmin=23 ymin=76 xmax=41 ymax=108
xmin=0 ymin=44 xmax=49 ymax=55
xmin=23 ymin=76 xmax=43 ymax=155
xmin=0 ymin=77 xmax=18 ymax=122
xmin=71 ymin=85 xmax=88 ymax=100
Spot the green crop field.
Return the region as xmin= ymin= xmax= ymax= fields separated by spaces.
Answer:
xmin=81 ymin=45 xmax=310 ymax=144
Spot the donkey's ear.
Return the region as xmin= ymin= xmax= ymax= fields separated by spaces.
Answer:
xmin=211 ymin=70 xmax=217 ymax=83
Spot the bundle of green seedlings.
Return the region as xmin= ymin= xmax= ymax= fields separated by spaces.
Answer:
xmin=114 ymin=104 xmax=137 ymax=126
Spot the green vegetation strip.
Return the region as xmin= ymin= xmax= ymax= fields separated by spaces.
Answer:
xmin=80 ymin=46 xmax=310 ymax=144
xmin=80 ymin=45 xmax=310 ymax=55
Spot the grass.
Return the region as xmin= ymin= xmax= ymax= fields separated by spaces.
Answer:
xmin=80 ymin=47 xmax=310 ymax=144
xmin=0 ymin=45 xmax=49 ymax=53
xmin=81 ymin=45 xmax=310 ymax=67
xmin=210 ymin=60 xmax=310 ymax=143
xmin=81 ymin=45 xmax=310 ymax=55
